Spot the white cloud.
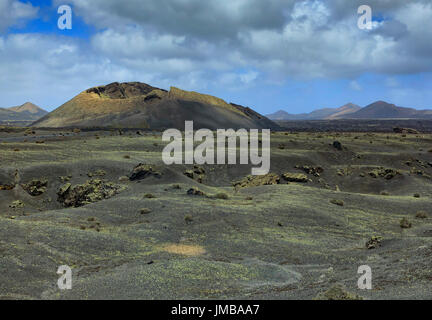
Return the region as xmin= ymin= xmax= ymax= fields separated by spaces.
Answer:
xmin=240 ymin=71 xmax=259 ymax=84
xmin=39 ymin=0 xmax=432 ymax=83
xmin=1 ymin=0 xmax=432 ymax=109
xmin=0 ymin=0 xmax=38 ymax=32
xmin=53 ymin=0 xmax=296 ymax=40
xmin=349 ymin=80 xmax=362 ymax=91
xmin=0 ymin=32 xmax=225 ymax=109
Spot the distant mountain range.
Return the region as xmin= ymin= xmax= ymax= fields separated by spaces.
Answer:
xmin=33 ymin=82 xmax=279 ymax=130
xmin=267 ymin=101 xmax=432 ymax=120
xmin=3 ymin=96 xmax=432 ymax=129
xmin=0 ymin=102 xmax=48 ymax=122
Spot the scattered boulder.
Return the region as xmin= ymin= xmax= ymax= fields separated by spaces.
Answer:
xmin=409 ymin=168 xmax=431 ymax=179
xmin=0 ymin=184 xmax=14 ymax=191
xmin=282 ymin=173 xmax=308 ymax=183
xmin=233 ymin=173 xmax=280 ymax=189
xmin=393 ymin=127 xmax=420 ymax=134
xmin=296 ymin=165 xmax=324 ymax=177
xmin=337 ymin=167 xmax=354 ymax=177
xmin=9 ymin=200 xmax=24 ymax=209
xmin=184 ymin=166 xmax=206 ymax=183
xmin=366 ymin=236 xmax=382 ymax=249
xmin=369 ymin=168 xmax=401 ymax=180
xmin=414 ymin=159 xmax=429 ymax=168
xmin=333 ymin=141 xmax=343 ymax=151
xmin=129 ymin=164 xmax=162 ymax=181
xmin=185 ymin=214 xmax=194 ymax=223
xmin=143 ymin=193 xmax=156 ymax=199
xmin=213 ymin=193 xmax=229 ymax=200
xmin=21 ymin=179 xmax=48 ymax=196
xmin=405 ymin=160 xmax=413 ymax=167
xmin=118 ymin=176 xmax=129 ymax=182
xmin=87 ymin=170 xmax=106 ymax=178
xmin=59 ymin=175 xmax=72 ymax=182
xmin=330 ymin=199 xmax=344 ymax=206
xmin=416 ymin=211 xmax=428 ymax=219
xmin=58 ymin=182 xmax=71 ymax=195
xmin=57 ymin=179 xmax=124 ymax=208
xmin=400 ymin=218 xmax=412 ymax=229
xmin=315 ymin=284 xmax=362 ymax=300
xmin=140 ymin=208 xmax=152 ymax=215
xmin=187 ymin=188 xmax=206 ymax=196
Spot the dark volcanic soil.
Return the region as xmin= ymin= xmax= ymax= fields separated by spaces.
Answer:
xmin=276 ymin=119 xmax=432 ymax=133
xmin=0 ymin=128 xmax=431 ymax=300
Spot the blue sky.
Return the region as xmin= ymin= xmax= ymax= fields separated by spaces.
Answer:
xmin=1 ymin=0 xmax=432 ymax=114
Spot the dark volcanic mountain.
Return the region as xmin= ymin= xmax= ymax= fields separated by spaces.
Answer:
xmin=347 ymin=101 xmax=432 ymax=119
xmin=0 ymin=102 xmax=47 ymax=122
xmin=33 ymin=82 xmax=279 ymax=130
xmin=267 ymin=103 xmax=361 ymax=120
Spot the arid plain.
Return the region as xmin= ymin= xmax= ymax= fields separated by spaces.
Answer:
xmin=1 ymin=126 xmax=431 ymax=299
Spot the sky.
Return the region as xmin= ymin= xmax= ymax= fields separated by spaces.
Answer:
xmin=1 ymin=0 xmax=432 ymax=114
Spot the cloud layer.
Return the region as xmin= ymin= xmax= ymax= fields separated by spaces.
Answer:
xmin=58 ymin=0 xmax=432 ymax=78
xmin=1 ymin=0 xmax=432 ymax=111
xmin=0 ymin=0 xmax=38 ymax=32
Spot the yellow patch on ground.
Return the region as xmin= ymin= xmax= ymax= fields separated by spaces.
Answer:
xmin=160 ymin=244 xmax=206 ymax=256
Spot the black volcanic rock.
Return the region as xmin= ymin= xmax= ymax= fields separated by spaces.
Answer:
xmin=86 ymin=82 xmax=166 ymax=99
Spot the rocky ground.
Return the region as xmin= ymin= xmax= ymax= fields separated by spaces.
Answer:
xmin=0 ymin=127 xmax=431 ymax=299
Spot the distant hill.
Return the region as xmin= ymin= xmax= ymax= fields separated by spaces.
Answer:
xmin=33 ymin=82 xmax=279 ymax=130
xmin=9 ymin=102 xmax=48 ymax=119
xmin=347 ymin=101 xmax=432 ymax=119
xmin=0 ymin=102 xmax=47 ymax=122
xmin=267 ymin=101 xmax=432 ymax=120
xmin=325 ymin=103 xmax=362 ymax=119
xmin=267 ymin=103 xmax=361 ymax=120
xmin=264 ymin=110 xmax=305 ymax=120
